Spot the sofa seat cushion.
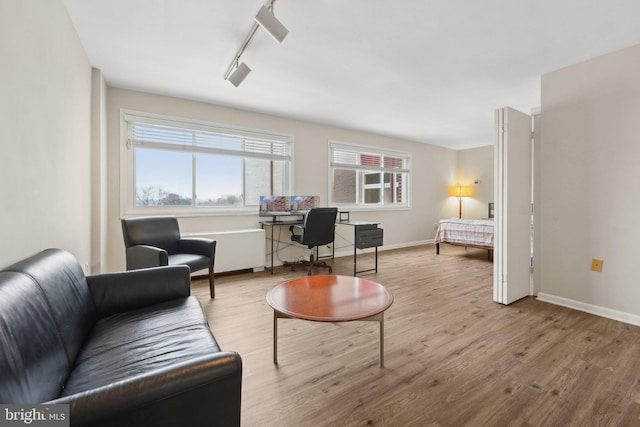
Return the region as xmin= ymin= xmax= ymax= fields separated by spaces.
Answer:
xmin=61 ymin=297 xmax=219 ymax=397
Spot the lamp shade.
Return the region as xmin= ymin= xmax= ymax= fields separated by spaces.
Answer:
xmin=459 ymin=186 xmax=472 ymax=197
xmin=255 ymin=5 xmax=288 ymax=44
xmin=449 ymin=185 xmax=473 ymax=198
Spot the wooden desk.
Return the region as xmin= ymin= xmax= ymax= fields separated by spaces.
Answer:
xmin=266 ymin=275 xmax=394 ymax=367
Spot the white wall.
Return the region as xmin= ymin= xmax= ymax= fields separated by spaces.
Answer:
xmin=537 ymin=44 xmax=640 ymax=317
xmin=106 ymin=88 xmax=457 ymax=272
xmin=457 ymin=145 xmax=494 ymax=219
xmin=0 ymin=0 xmax=92 ymax=270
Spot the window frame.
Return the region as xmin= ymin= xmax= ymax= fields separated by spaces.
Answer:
xmin=120 ymin=110 xmax=294 ymax=217
xmin=328 ymin=140 xmax=411 ymax=211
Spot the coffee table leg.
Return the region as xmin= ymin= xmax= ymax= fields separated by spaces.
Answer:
xmin=380 ymin=313 xmax=384 ymax=368
xmin=273 ymin=311 xmax=278 ymax=365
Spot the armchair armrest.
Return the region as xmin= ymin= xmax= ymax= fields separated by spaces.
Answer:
xmin=47 ymin=352 xmax=242 ymax=427
xmin=178 ymin=238 xmax=216 ymax=260
xmin=126 ymin=245 xmax=169 ymax=270
xmin=87 ymin=265 xmax=191 ymax=318
xmin=289 ymin=225 xmax=304 ymax=242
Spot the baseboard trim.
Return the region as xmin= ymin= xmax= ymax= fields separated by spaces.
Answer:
xmin=537 ymin=292 xmax=640 ymax=327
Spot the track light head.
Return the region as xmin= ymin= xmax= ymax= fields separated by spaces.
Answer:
xmin=228 ymin=61 xmax=251 ymax=87
xmin=255 ymin=5 xmax=288 ymax=44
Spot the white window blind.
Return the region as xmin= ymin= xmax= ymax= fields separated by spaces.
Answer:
xmin=125 ymin=113 xmax=292 ymax=161
xmin=330 ymin=142 xmax=410 ymax=173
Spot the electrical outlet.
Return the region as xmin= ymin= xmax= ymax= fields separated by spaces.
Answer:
xmin=591 ymin=259 xmax=603 ymax=272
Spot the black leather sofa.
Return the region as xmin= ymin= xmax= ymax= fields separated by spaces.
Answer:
xmin=0 ymin=248 xmax=242 ymax=426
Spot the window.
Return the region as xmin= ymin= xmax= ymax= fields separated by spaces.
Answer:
xmin=121 ymin=111 xmax=292 ymax=215
xmin=329 ymin=141 xmax=411 ymax=209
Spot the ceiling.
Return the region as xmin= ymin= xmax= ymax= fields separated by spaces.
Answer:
xmin=63 ymin=0 xmax=640 ymax=150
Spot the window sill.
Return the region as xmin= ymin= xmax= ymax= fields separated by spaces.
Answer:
xmin=121 ymin=206 xmax=260 ymax=219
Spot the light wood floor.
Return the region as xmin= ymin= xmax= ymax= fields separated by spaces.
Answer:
xmin=191 ymin=244 xmax=640 ymax=427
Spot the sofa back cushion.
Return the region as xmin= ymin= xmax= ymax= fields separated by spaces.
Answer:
xmin=0 ymin=272 xmax=71 ymax=402
xmin=1 ymin=249 xmax=98 ymax=402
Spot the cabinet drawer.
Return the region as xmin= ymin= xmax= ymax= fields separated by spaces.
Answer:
xmin=356 ymin=228 xmax=383 ymax=249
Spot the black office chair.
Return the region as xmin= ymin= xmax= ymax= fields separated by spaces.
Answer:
xmin=285 ymin=207 xmax=338 ymax=275
xmin=121 ymin=216 xmax=217 ymax=298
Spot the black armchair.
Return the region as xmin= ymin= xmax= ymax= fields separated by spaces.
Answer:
xmin=286 ymin=207 xmax=338 ymax=275
xmin=121 ymin=216 xmax=217 ymax=298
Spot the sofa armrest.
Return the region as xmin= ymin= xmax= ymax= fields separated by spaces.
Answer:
xmin=87 ymin=265 xmax=191 ymax=318
xmin=178 ymin=238 xmax=216 ymax=260
xmin=47 ymin=352 xmax=242 ymax=427
xmin=126 ymin=245 xmax=169 ymax=270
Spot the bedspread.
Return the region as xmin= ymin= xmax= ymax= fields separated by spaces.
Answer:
xmin=435 ymin=218 xmax=494 ymax=248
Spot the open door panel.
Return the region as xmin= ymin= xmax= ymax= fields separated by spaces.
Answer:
xmin=494 ymin=107 xmax=532 ymax=304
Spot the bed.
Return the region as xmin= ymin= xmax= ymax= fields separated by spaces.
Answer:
xmin=434 ymin=217 xmax=494 ymax=260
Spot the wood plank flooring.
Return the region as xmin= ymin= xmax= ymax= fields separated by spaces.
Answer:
xmin=191 ymin=244 xmax=640 ymax=427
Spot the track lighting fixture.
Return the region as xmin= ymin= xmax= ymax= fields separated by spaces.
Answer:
xmin=223 ymin=0 xmax=288 ymax=87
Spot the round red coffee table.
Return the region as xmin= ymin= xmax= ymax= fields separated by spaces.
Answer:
xmin=266 ymin=275 xmax=394 ymax=367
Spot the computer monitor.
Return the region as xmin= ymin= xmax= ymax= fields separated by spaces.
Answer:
xmin=258 ymin=195 xmax=319 ymax=217
xmin=289 ymin=196 xmax=318 ymax=214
